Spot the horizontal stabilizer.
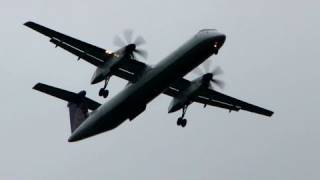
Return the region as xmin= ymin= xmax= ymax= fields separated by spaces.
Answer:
xmin=33 ymin=83 xmax=101 ymax=110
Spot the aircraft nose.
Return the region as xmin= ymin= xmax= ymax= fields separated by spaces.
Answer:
xmin=217 ymin=33 xmax=226 ymax=44
xmin=215 ymin=33 xmax=226 ymax=49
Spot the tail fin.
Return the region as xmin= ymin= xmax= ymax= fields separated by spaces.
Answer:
xmin=33 ymin=83 xmax=101 ymax=133
xmin=68 ymin=101 xmax=89 ymax=132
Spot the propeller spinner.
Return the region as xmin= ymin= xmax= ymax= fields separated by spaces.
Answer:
xmin=113 ymin=29 xmax=148 ymax=59
xmin=193 ymin=60 xmax=225 ymax=90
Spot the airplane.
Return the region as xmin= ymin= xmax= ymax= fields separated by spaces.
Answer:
xmin=25 ymin=21 xmax=274 ymax=142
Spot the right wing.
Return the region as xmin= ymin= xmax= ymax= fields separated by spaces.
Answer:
xmin=49 ymin=38 xmax=104 ymax=66
xmin=33 ymin=83 xmax=101 ymax=110
xmin=24 ymin=21 xmax=109 ymax=66
xmin=50 ymin=37 xmax=149 ymax=82
xmin=25 ymin=21 xmax=149 ymax=82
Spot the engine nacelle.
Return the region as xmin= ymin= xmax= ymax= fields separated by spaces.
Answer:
xmin=91 ymin=66 xmax=111 ymax=84
xmin=168 ymin=97 xmax=189 ymax=113
xmin=167 ymin=76 xmax=205 ymax=113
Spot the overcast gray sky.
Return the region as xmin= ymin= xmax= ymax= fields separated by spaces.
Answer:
xmin=1 ymin=0 xmax=319 ymax=179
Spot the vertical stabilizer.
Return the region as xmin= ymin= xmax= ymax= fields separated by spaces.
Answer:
xmin=68 ymin=102 xmax=89 ymax=133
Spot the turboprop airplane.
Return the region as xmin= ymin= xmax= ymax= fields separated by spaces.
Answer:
xmin=25 ymin=21 xmax=273 ymax=142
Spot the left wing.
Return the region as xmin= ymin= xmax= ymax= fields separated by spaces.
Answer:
xmin=197 ymin=88 xmax=273 ymax=116
xmin=164 ymin=79 xmax=241 ymax=112
xmin=165 ymin=78 xmax=273 ymax=116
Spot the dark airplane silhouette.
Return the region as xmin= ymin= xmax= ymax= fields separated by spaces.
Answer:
xmin=25 ymin=22 xmax=273 ymax=142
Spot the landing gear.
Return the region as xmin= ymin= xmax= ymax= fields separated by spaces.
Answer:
xmin=99 ymin=88 xmax=109 ymax=98
xmin=177 ymin=117 xmax=187 ymax=127
xmin=177 ymin=105 xmax=188 ymax=128
xmin=99 ymin=76 xmax=110 ymax=98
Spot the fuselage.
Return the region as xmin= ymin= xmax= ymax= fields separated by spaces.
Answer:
xmin=68 ymin=29 xmax=226 ymax=142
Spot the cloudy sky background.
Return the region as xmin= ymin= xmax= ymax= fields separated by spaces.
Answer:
xmin=1 ymin=0 xmax=319 ymax=179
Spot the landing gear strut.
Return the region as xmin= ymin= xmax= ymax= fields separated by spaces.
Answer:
xmin=177 ymin=105 xmax=188 ymax=128
xmin=99 ymin=76 xmax=110 ymax=98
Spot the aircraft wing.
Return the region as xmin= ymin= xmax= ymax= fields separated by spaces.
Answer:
xmin=24 ymin=21 xmax=109 ymax=66
xmin=197 ymin=88 xmax=274 ymax=117
xmin=114 ymin=59 xmax=149 ymax=82
xmin=33 ymin=83 xmax=101 ymax=110
xmin=164 ymin=79 xmax=241 ymax=112
xmin=24 ymin=21 xmax=149 ymax=82
xmin=50 ymin=37 xmax=148 ymax=82
xmin=49 ymin=38 xmax=104 ymax=66
xmin=164 ymin=78 xmax=273 ymax=116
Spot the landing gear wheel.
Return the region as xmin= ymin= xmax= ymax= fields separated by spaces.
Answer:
xmin=102 ymin=90 xmax=109 ymax=98
xmin=99 ymin=88 xmax=104 ymax=96
xmin=99 ymin=76 xmax=111 ymax=97
xmin=99 ymin=89 xmax=109 ymax=98
xmin=176 ymin=105 xmax=189 ymax=127
xmin=177 ymin=117 xmax=183 ymax=126
xmin=181 ymin=119 xmax=187 ymax=127
xmin=177 ymin=118 xmax=187 ymax=127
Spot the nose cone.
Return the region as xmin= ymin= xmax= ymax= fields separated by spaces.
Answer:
xmin=218 ymin=34 xmax=226 ymax=46
xmin=126 ymin=44 xmax=136 ymax=52
xmin=168 ymin=99 xmax=184 ymax=113
xmin=202 ymin=73 xmax=213 ymax=82
xmin=168 ymin=104 xmax=179 ymax=113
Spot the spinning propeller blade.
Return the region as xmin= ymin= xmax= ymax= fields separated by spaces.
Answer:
xmin=193 ymin=60 xmax=226 ymax=90
xmin=113 ymin=29 xmax=148 ymax=59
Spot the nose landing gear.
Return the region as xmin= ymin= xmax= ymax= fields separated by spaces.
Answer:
xmin=177 ymin=105 xmax=188 ymax=128
xmin=99 ymin=76 xmax=110 ymax=98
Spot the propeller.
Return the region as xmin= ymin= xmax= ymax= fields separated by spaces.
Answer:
xmin=113 ymin=29 xmax=148 ymax=59
xmin=193 ymin=60 xmax=225 ymax=90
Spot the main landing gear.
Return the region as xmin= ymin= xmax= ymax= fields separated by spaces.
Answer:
xmin=177 ymin=105 xmax=188 ymax=128
xmin=99 ymin=76 xmax=110 ymax=98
